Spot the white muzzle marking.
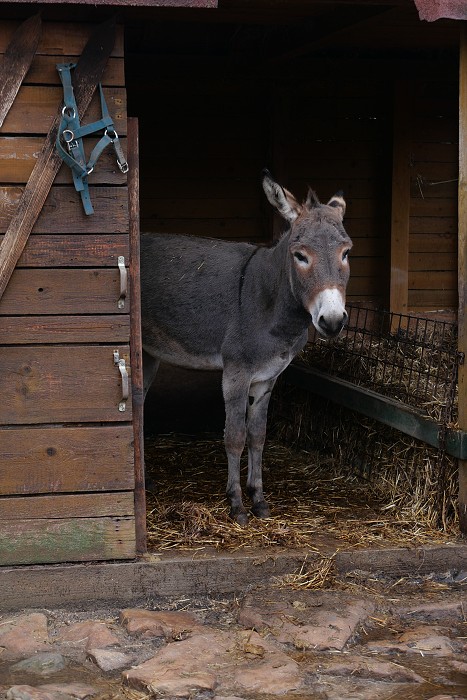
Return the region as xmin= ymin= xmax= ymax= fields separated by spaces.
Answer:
xmin=309 ymin=288 xmax=347 ymax=337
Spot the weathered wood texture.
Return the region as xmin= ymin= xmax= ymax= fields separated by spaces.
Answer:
xmin=0 ymin=19 xmax=136 ymax=565
xmin=128 ymin=117 xmax=146 ymax=554
xmin=390 ymin=81 xmax=411 ymax=314
xmin=1 ymin=544 xmax=467 ymax=611
xmin=408 ymin=80 xmax=459 ymax=313
xmin=0 ymin=315 xmax=130 ymax=344
xmin=1 ymin=345 xmax=132 ymax=424
xmin=0 ymin=425 xmax=135 ymax=494
xmin=458 ymin=25 xmax=467 ymax=533
xmin=0 ymin=269 xmax=130 ymax=314
xmin=0 ymin=516 xmax=136 ymax=566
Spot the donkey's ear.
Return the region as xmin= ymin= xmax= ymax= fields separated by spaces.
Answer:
xmin=327 ymin=190 xmax=346 ymax=220
xmin=262 ymin=169 xmax=301 ymax=223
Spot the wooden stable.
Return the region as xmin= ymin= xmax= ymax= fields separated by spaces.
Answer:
xmin=0 ymin=0 xmax=466 ymax=570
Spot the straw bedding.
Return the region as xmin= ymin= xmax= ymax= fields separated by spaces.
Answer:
xmin=145 ymin=430 xmax=457 ymax=555
xmin=145 ymin=310 xmax=459 ymax=559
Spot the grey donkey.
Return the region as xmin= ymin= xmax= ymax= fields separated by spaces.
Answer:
xmin=140 ymin=169 xmax=353 ymax=524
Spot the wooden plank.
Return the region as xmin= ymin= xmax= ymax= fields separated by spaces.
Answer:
xmin=408 ymin=289 xmax=457 ymax=308
xmin=0 ymin=269 xmax=129 ymax=315
xmin=412 ymin=141 xmax=459 ymax=163
xmin=0 ymin=315 xmax=130 ymax=344
xmin=410 ymin=197 xmax=457 ymax=217
xmin=25 ymin=55 xmax=125 ymax=86
xmin=410 ymin=218 xmax=457 ymax=234
xmin=409 ymin=232 xmax=457 ymax=252
xmin=0 ymin=234 xmax=130 ymax=267
xmin=141 ymin=197 xmax=261 ymax=220
xmin=409 ymin=270 xmax=457 ymax=290
xmin=140 ymin=217 xmax=265 ymax=241
xmin=1 ymin=86 xmax=127 ymax=135
xmin=0 ymin=345 xmax=132 ymax=424
xmin=390 ymin=81 xmax=411 ymax=315
xmin=409 ymin=252 xmax=457 ymax=271
xmin=0 ymin=20 xmax=124 ymax=56
xmin=128 ymin=117 xmax=146 ymax=555
xmin=0 ymin=136 xmax=128 ymax=185
xmin=0 ymin=186 xmax=130 ymax=234
xmin=0 ymin=492 xmax=135 ymax=518
xmin=458 ymin=24 xmax=467 ymax=534
xmin=0 ymin=516 xmax=135 ymax=565
xmin=0 ymin=425 xmax=134 ymax=494
xmin=285 ymin=364 xmax=467 ymax=459
xmin=0 ymin=14 xmax=41 ymax=129
xmin=1 ymin=546 xmax=466 ymax=612
xmin=9 ymin=185 xmax=131 ymax=235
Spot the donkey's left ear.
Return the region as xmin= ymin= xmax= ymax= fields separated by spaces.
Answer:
xmin=327 ymin=191 xmax=346 ymax=220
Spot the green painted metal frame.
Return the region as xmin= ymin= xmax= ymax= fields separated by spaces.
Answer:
xmin=284 ymin=364 xmax=467 ymax=460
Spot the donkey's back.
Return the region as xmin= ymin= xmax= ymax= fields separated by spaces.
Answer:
xmin=140 ymin=232 xmax=255 ymax=371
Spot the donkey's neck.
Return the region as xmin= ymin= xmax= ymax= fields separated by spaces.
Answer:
xmin=245 ymin=233 xmax=311 ymax=339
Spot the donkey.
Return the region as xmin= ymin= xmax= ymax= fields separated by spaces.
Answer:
xmin=140 ymin=170 xmax=352 ymax=524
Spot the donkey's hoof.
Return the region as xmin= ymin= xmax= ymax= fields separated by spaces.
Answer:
xmin=251 ymin=500 xmax=271 ymax=519
xmin=230 ymin=509 xmax=249 ymax=526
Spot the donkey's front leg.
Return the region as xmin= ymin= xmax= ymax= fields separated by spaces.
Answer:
xmin=222 ymin=371 xmax=249 ymax=525
xmin=246 ymin=378 xmax=276 ymax=518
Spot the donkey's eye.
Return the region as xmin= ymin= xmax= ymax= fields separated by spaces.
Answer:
xmin=342 ymin=249 xmax=350 ymax=262
xmin=294 ymin=251 xmax=309 ymax=265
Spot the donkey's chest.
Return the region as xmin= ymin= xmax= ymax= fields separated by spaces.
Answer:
xmin=251 ymin=333 xmax=306 ymax=382
xmin=251 ymin=352 xmax=293 ymax=382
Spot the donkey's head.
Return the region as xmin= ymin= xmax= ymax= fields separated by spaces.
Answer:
xmin=262 ymin=170 xmax=352 ymax=339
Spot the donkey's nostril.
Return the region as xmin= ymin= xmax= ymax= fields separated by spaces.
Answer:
xmin=318 ymin=312 xmax=346 ymax=337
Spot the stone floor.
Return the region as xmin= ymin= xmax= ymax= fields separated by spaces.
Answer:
xmin=1 ymin=574 xmax=466 ymax=700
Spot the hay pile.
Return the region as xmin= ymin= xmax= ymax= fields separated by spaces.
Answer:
xmin=145 ymin=432 xmax=456 ymax=554
xmin=269 ymin=307 xmax=459 ymax=531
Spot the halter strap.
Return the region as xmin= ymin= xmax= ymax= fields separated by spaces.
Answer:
xmin=56 ymin=62 xmax=128 ymax=215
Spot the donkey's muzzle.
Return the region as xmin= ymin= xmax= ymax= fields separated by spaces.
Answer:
xmin=317 ymin=309 xmax=348 ymax=338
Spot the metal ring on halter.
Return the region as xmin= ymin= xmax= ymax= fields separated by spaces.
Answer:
xmin=62 ymin=129 xmax=75 ymax=143
xmin=105 ymin=127 xmax=118 ymax=142
xmin=61 ymin=105 xmax=76 ymax=119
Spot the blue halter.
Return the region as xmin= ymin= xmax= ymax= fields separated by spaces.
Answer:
xmin=56 ymin=62 xmax=128 ymax=215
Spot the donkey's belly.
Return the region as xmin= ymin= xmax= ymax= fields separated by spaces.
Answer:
xmin=142 ymin=327 xmax=224 ymax=371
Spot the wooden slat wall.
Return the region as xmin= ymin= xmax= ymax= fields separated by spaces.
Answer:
xmin=129 ymin=23 xmax=458 ymax=314
xmin=409 ymin=80 xmax=458 ymax=313
xmin=0 ymin=19 xmax=136 ymax=565
xmin=129 ymin=59 xmax=270 ymax=244
xmin=282 ymin=82 xmax=392 ymax=307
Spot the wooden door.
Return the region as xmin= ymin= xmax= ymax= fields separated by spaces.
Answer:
xmin=0 ymin=20 xmax=141 ymax=565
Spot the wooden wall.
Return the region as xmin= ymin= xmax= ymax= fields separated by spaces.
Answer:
xmin=130 ymin=56 xmax=270 ymax=244
xmin=0 ymin=19 xmax=137 ymax=565
xmin=128 ymin=24 xmax=458 ymax=314
xmin=409 ymin=79 xmax=458 ymax=313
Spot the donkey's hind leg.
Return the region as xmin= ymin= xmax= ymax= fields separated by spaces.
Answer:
xmin=246 ymin=378 xmax=276 ymax=518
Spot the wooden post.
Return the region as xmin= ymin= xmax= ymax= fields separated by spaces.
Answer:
xmin=390 ymin=81 xmax=412 ymax=317
xmin=128 ymin=117 xmax=147 ymax=554
xmin=458 ymin=27 xmax=467 ymax=534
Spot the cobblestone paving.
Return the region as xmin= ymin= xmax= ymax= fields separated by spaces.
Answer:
xmin=0 ymin=575 xmax=466 ymax=700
